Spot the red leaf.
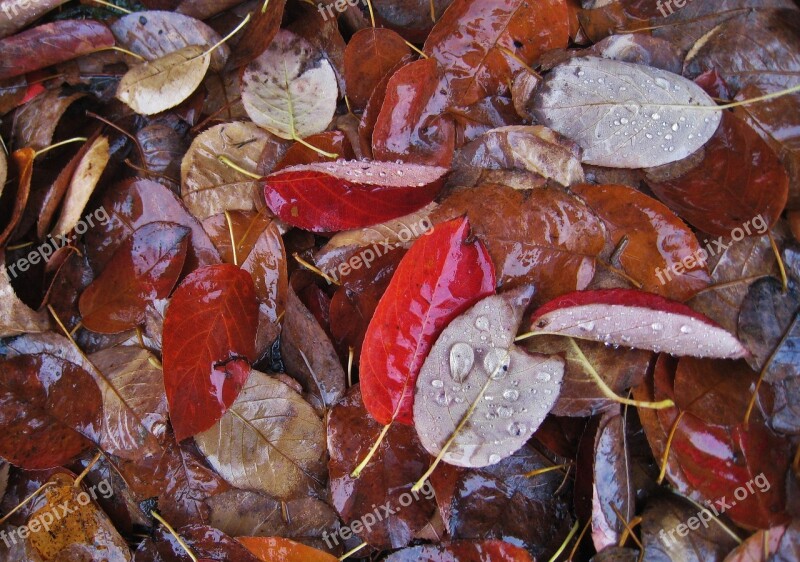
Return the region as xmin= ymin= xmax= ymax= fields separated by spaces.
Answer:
xmin=530 ymin=288 xmax=748 ymax=359
xmin=0 ymin=354 xmax=101 ymax=469
xmin=344 ymin=27 xmax=413 ymax=110
xmin=79 ymin=222 xmax=190 ymax=334
xmin=273 ymin=131 xmax=355 ymax=172
xmin=360 ymin=217 xmax=495 ymax=425
xmin=162 ymin=264 xmax=259 ymax=440
xmin=0 ymin=20 xmax=115 ymax=81
xmin=263 ymin=160 xmax=447 ymax=233
xmin=646 ymin=113 xmax=789 ymax=237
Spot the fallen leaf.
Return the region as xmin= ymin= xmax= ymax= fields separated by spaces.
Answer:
xmin=226 ymin=0 xmax=287 ymax=69
xmin=0 ymin=251 xmax=50 ymax=337
xmin=383 ymin=540 xmax=534 ymax=561
xmin=0 ymin=0 xmax=69 ymax=39
xmin=0 ymin=353 xmax=101 ymax=469
xmin=117 ymin=45 xmax=211 ymax=115
xmin=360 ymin=216 xmax=496 ymax=426
xmin=530 ymin=56 xmax=722 ymax=168
xmin=10 ymin=89 xmax=85 ymax=151
xmin=241 ymin=29 xmax=337 ymax=140
xmin=195 ymin=371 xmax=327 ymax=499
xmin=263 ymin=160 xmax=447 ymax=232
xmin=0 ymin=19 xmax=114 ymax=81
xmin=530 ymin=288 xmax=749 ymax=358
xmin=237 ymin=536 xmax=337 ymax=562
xmin=162 ymin=263 xmax=259 ymax=440
xmin=414 ymin=288 xmax=564 ymax=467
xmin=344 ymin=27 xmax=412 ymax=110
xmin=0 ymin=147 xmax=33 ymax=247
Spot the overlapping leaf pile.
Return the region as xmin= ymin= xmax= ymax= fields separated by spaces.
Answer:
xmin=0 ymin=0 xmax=799 ymax=560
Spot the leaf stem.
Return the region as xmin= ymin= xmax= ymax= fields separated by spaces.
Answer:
xmin=292 ymin=252 xmax=340 ymax=286
xmin=524 ymin=463 xmax=571 ymax=478
xmin=225 ymin=211 xmax=239 ymax=266
xmin=567 ymin=338 xmax=675 ymax=410
xmin=768 ymin=232 xmax=788 ymax=293
xmin=347 ymin=347 xmax=354 ymax=388
xmin=217 ymin=155 xmax=261 ymax=180
xmin=292 ymin=134 xmax=339 ymax=159
xmin=151 ymin=511 xmax=198 ymax=561
xmin=547 ymin=520 xmax=580 ymax=562
xmin=364 ymin=0 xmax=376 ymax=27
xmin=34 ymin=137 xmax=88 ymax=158
xmin=403 ymin=39 xmax=429 ymax=59
xmin=567 ymin=519 xmax=591 ymax=561
xmin=206 ymin=13 xmax=251 ymax=55
xmin=339 ymin=541 xmax=367 ymax=560
xmin=411 ymin=351 xmax=510 ymax=492
xmin=657 ymin=410 xmax=685 ymax=484
xmin=351 ymin=422 xmax=391 ymax=478
xmin=0 ymin=482 xmax=55 ymax=525
xmin=74 ymin=451 xmax=103 ymax=487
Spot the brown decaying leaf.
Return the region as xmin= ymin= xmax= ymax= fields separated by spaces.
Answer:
xmin=0 ymin=0 xmax=69 ymax=39
xmin=11 ymin=90 xmax=85 ymax=151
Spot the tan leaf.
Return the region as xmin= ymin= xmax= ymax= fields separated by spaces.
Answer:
xmin=11 ymin=89 xmax=84 ymax=151
xmin=0 ymin=147 xmax=6 ymax=201
xmin=116 ymin=45 xmax=210 ymax=115
xmin=241 ymin=29 xmax=337 ymax=140
xmin=28 ymin=473 xmax=131 ymax=561
xmin=181 ymin=121 xmax=270 ymax=220
xmin=0 ymin=251 xmax=50 ymax=337
xmin=195 ymin=371 xmax=327 ymax=500
xmin=51 ymin=135 xmax=110 ymax=238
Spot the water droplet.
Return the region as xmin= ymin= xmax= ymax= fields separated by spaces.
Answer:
xmin=651 ymin=113 xmax=660 ymax=119
xmin=621 ymin=335 xmax=631 ymax=343
xmin=475 ymin=316 xmax=490 ymax=331
xmin=651 ymin=322 xmax=663 ymax=331
xmin=680 ymin=325 xmax=692 ymax=334
xmin=577 ymin=70 xmax=585 ymax=77
xmin=449 ymin=343 xmax=474 ymax=383
xmin=672 ymin=123 xmax=679 ymax=131
xmin=497 ymin=406 xmax=513 ymax=418
xmin=503 ymin=389 xmax=520 ymax=401
xmin=620 ymin=117 xmax=629 ymax=124
xmin=435 ymin=391 xmax=451 ymax=406
xmin=379 ymin=171 xmax=387 ymax=177
xmin=537 ymin=372 xmax=552 ymax=382
xmin=655 ymin=77 xmax=670 ymax=89
xmin=665 ymin=134 xmax=673 ymax=140
xmin=579 ymin=321 xmax=595 ymax=332
xmin=488 ymin=454 xmax=501 ymax=464
xmin=508 ymin=422 xmax=526 ymax=437
xmin=431 ymin=379 xmax=444 ymax=388
xmin=484 ymin=350 xmax=509 ymax=379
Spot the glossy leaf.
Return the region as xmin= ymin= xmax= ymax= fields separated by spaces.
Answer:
xmin=226 ymin=0 xmax=287 ymax=68
xmin=162 ymin=264 xmax=259 ymax=440
xmin=530 ymin=289 xmax=748 ymax=358
xmin=414 ymin=288 xmax=564 ymax=467
xmin=263 ymin=160 xmax=447 ymax=232
xmin=0 ymin=353 xmax=101 ymax=469
xmin=383 ymin=540 xmax=534 ymax=562
xmin=0 ymin=148 xmax=33 ymax=248
xmin=237 ymin=537 xmax=337 ymax=562
xmin=646 ymin=113 xmax=789 ymax=237
xmin=360 ymin=217 xmax=496 ymax=426
xmin=344 ymin=27 xmax=413 ymax=110
xmin=530 ymin=56 xmax=722 ymax=168
xmin=195 ymin=371 xmax=327 ymax=499
xmin=79 ymin=222 xmax=190 ymax=333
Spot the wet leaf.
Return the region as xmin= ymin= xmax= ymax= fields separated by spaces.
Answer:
xmin=572 ymin=183 xmax=711 ymax=301
xmin=237 ymin=536 xmax=338 ymax=562
xmin=646 ymin=113 xmax=789 ymax=237
xmin=117 ymin=45 xmax=211 ymax=115
xmin=0 ymin=0 xmax=69 ymax=39
xmin=263 ymin=160 xmax=447 ymax=232
xmin=344 ymin=27 xmax=412 ymax=110
xmin=414 ymin=288 xmax=564 ymax=467
xmin=181 ymin=121 xmax=272 ymax=221
xmin=383 ymin=540 xmax=534 ymax=561
xmin=111 ymin=10 xmax=229 ymax=72
xmin=0 ymin=353 xmax=101 ymax=469
xmin=360 ymin=217 xmax=496 ymax=426
xmin=162 ymin=263 xmax=259 ymax=440
xmin=80 ymin=222 xmax=189 ymax=333
xmin=226 ymin=0 xmax=287 ymax=69
xmin=28 ymin=472 xmax=131 ymax=561
xmin=530 ymin=56 xmax=722 ymax=168
xmin=0 ymin=19 xmax=114 ymax=81
xmin=327 ymin=386 xmax=437 ymax=548
xmin=135 ymin=524 xmax=260 ymax=561
xmin=241 ymin=29 xmax=337 ymax=140
xmin=0 ymin=147 xmax=33 ymax=247
xmin=195 ymin=371 xmax=327 ymax=499
xmin=530 ymin=288 xmax=748 ymax=359
xmin=281 ymin=287 xmax=345 ymax=413
xmin=10 ymin=89 xmax=85 ymax=151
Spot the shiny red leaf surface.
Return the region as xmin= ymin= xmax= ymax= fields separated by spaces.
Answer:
xmin=360 ymin=217 xmax=495 ymax=425
xmin=263 ymin=160 xmax=447 ymax=232
xmin=162 ymin=264 xmax=259 ymax=440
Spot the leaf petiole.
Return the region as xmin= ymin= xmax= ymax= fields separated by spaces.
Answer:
xmin=351 ymin=422 xmax=391 ymax=478
xmin=151 ymin=511 xmax=198 ymax=561
xmin=217 ymin=155 xmax=261 ymax=180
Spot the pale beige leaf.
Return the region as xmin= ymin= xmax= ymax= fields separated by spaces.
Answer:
xmin=11 ymin=90 xmax=84 ymax=151
xmin=111 ymin=10 xmax=229 ymax=72
xmin=195 ymin=371 xmax=327 ymax=499
xmin=241 ymin=29 xmax=337 ymax=139
xmin=413 ymin=288 xmax=564 ymax=468
xmin=116 ymin=45 xmax=210 ymax=115
xmin=0 ymin=148 xmax=6 ymax=201
xmin=180 ymin=121 xmax=270 ymax=220
xmin=0 ymin=252 xmax=50 ymax=337
xmin=6 ymin=333 xmax=163 ymax=459
xmin=51 ymin=135 xmax=110 ymax=238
